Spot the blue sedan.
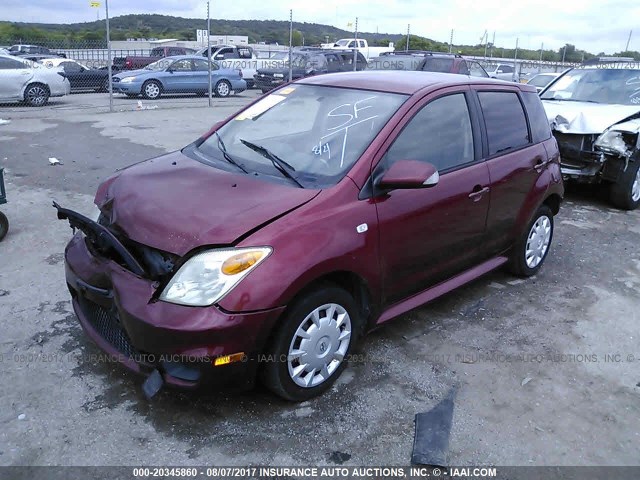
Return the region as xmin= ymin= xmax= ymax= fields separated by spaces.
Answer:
xmin=112 ymin=55 xmax=246 ymax=99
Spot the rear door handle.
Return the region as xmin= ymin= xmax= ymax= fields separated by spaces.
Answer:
xmin=534 ymin=159 xmax=551 ymax=171
xmin=468 ymin=186 xmax=490 ymax=201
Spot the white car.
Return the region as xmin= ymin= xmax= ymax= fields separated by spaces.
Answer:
xmin=526 ymin=72 xmax=561 ymax=93
xmin=0 ymin=54 xmax=70 ymax=106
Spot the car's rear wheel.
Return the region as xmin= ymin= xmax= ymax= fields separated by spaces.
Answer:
xmin=610 ymin=161 xmax=640 ymax=210
xmin=261 ymin=285 xmax=360 ymax=401
xmin=0 ymin=211 xmax=8 ymax=241
xmin=24 ymin=83 xmax=50 ymax=107
xmin=214 ymin=80 xmax=231 ymax=97
xmin=141 ymin=80 xmax=162 ymax=100
xmin=508 ymin=205 xmax=554 ymax=277
xmin=261 ymin=88 xmax=271 ymax=94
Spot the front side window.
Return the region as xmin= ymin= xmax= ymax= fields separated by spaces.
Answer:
xmin=170 ymin=59 xmax=192 ymax=71
xmin=385 ymin=93 xmax=475 ymax=172
xmin=194 ymin=84 xmax=408 ymax=188
xmin=478 ymin=91 xmax=530 ymax=155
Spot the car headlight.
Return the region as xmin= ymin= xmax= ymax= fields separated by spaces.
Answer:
xmin=595 ymin=129 xmax=637 ymax=157
xmin=159 ymin=247 xmax=272 ymax=306
xmin=273 ymin=73 xmax=284 ymax=78
xmin=119 ymin=77 xmax=136 ymax=83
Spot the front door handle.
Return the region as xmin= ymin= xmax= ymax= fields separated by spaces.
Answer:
xmin=468 ymin=185 xmax=490 ymax=201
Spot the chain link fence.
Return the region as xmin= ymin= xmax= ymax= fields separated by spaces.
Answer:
xmin=0 ymin=37 xmax=582 ymax=113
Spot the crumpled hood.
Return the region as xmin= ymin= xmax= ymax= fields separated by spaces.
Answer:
xmin=95 ymin=151 xmax=320 ymax=256
xmin=542 ymin=100 xmax=640 ymax=135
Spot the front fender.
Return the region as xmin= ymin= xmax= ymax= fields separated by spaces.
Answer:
xmin=217 ymin=183 xmax=381 ymax=314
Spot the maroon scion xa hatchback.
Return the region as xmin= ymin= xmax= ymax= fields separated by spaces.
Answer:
xmin=56 ymin=71 xmax=564 ymax=401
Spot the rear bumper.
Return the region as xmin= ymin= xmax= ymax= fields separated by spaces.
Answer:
xmin=64 ymin=232 xmax=285 ymax=389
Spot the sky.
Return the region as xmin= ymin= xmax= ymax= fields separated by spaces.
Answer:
xmin=2 ymin=0 xmax=639 ymax=54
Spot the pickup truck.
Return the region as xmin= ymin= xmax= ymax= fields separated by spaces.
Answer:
xmin=112 ymin=46 xmax=196 ymax=71
xmin=321 ymin=38 xmax=394 ymax=60
xmin=197 ymin=45 xmax=289 ymax=88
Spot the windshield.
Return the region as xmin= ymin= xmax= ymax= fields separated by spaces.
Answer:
xmin=541 ymin=68 xmax=640 ymax=105
xmin=195 ymin=84 xmax=408 ymax=188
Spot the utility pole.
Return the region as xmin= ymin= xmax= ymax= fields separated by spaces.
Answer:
xmin=288 ymin=9 xmax=293 ymax=82
xmin=490 ymin=31 xmax=495 ymax=58
xmin=514 ymin=37 xmax=519 ymax=80
xmin=626 ymin=30 xmax=633 ymax=51
xmin=539 ymin=42 xmax=543 ymax=72
xmin=483 ymin=31 xmax=488 ymax=61
xmin=561 ymin=45 xmax=566 ymax=64
xmin=353 ymin=17 xmax=358 ymax=71
xmin=406 ymin=24 xmax=410 ymax=52
xmin=207 ymin=0 xmax=212 ymax=106
xmin=105 ymin=0 xmax=113 ymax=113
xmin=449 ymin=29 xmax=453 ymax=53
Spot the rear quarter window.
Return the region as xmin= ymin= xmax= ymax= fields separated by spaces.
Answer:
xmin=421 ymin=57 xmax=454 ymax=73
xmin=478 ymin=91 xmax=530 ymax=155
xmin=521 ymin=91 xmax=552 ymax=143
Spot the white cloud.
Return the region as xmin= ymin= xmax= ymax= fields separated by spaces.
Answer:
xmin=3 ymin=0 xmax=639 ymax=54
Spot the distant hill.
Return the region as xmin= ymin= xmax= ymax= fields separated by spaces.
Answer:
xmin=1 ymin=14 xmax=638 ymax=61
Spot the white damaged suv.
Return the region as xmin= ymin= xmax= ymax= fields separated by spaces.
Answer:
xmin=540 ymin=60 xmax=640 ymax=210
xmin=0 ymin=54 xmax=70 ymax=106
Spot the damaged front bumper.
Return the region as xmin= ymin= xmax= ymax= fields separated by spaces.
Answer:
xmin=56 ymin=204 xmax=285 ymax=392
xmin=556 ymin=129 xmax=640 ymax=182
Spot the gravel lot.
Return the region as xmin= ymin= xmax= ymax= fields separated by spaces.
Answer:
xmin=0 ymin=92 xmax=639 ymax=468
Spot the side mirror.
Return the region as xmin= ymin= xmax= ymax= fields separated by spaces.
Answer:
xmin=377 ymin=160 xmax=439 ymax=190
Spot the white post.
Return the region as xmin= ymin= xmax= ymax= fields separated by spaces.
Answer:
xmin=105 ymin=0 xmax=113 ymax=113
xmin=288 ymin=10 xmax=293 ymax=82
xmin=449 ymin=29 xmax=453 ymax=53
xmin=353 ymin=17 xmax=358 ymax=71
xmin=207 ymin=0 xmax=212 ymax=106
xmin=406 ymin=24 xmax=410 ymax=52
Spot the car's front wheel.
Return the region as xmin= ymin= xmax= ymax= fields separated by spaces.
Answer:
xmin=508 ymin=205 xmax=554 ymax=277
xmin=141 ymin=80 xmax=162 ymax=100
xmin=610 ymin=161 xmax=640 ymax=210
xmin=262 ymin=285 xmax=360 ymax=401
xmin=0 ymin=211 xmax=8 ymax=241
xmin=24 ymin=83 xmax=50 ymax=107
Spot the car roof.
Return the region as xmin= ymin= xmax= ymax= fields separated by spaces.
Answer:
xmin=299 ymin=70 xmax=536 ymax=95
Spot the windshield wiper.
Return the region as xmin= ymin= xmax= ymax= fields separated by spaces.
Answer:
xmin=543 ymin=98 xmax=600 ymax=103
xmin=238 ymin=138 xmax=303 ymax=188
xmin=215 ymin=131 xmax=249 ymax=174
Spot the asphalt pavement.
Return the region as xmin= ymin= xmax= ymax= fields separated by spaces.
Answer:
xmin=0 ymin=93 xmax=639 ymax=467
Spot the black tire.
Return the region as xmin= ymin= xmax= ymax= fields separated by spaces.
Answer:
xmin=508 ymin=205 xmax=554 ymax=277
xmin=261 ymin=285 xmax=361 ymax=401
xmin=24 ymin=83 xmax=50 ymax=107
xmin=97 ymin=78 xmax=110 ymax=93
xmin=141 ymin=80 xmax=162 ymax=100
xmin=0 ymin=211 xmax=8 ymax=242
xmin=261 ymin=88 xmax=271 ymax=94
xmin=214 ymin=80 xmax=232 ymax=97
xmin=610 ymin=161 xmax=640 ymax=210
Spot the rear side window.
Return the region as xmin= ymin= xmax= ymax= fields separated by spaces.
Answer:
xmin=421 ymin=57 xmax=454 ymax=73
xmin=521 ymin=91 xmax=552 ymax=143
xmin=478 ymin=91 xmax=530 ymax=155
xmin=0 ymin=57 xmax=26 ymax=69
